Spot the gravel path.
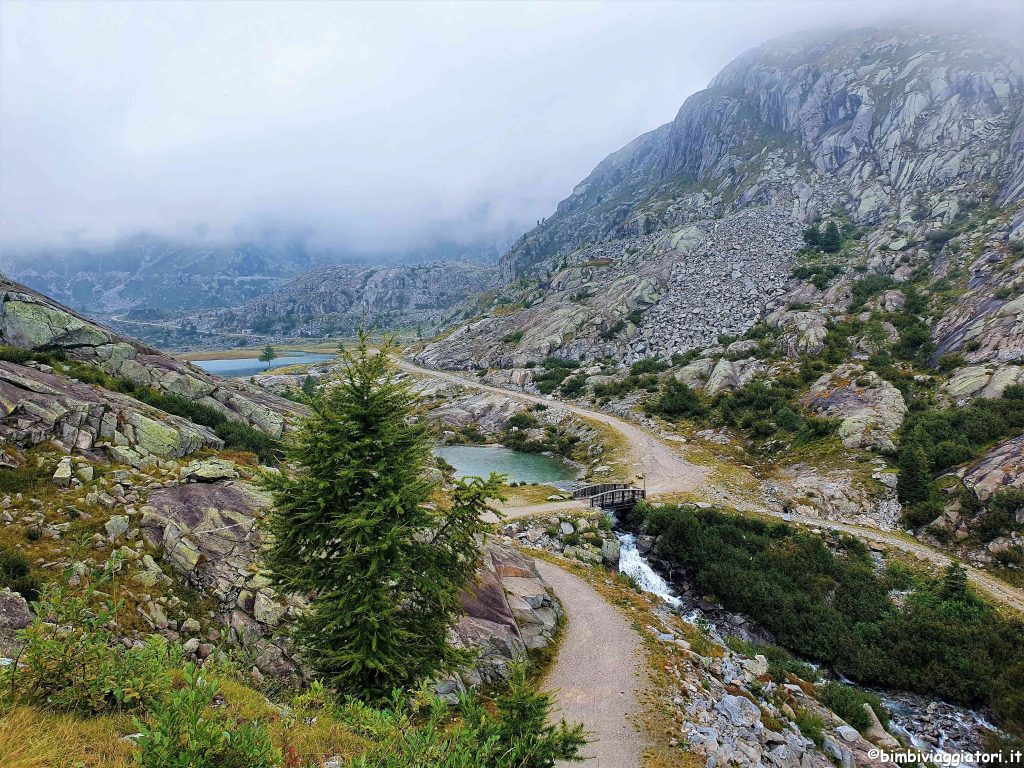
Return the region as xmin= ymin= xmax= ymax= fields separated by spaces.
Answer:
xmin=536 ymin=560 xmax=646 ymax=768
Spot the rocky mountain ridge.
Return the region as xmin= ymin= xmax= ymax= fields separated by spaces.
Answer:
xmin=501 ymin=26 xmax=1024 ymax=280
xmin=200 ymin=261 xmax=497 ymax=338
xmin=416 ymin=26 xmax=1024 ymax=373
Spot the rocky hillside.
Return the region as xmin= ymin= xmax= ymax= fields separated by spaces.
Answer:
xmin=202 ymin=261 xmax=497 ymax=337
xmin=416 ymin=26 xmax=1023 ymax=371
xmin=0 ymin=271 xmax=562 ymax=702
xmin=411 ymin=24 xmax=1024 ymax=582
xmin=1 ymin=274 xmax=297 ymax=464
xmin=502 ymin=26 xmax=1023 ymax=280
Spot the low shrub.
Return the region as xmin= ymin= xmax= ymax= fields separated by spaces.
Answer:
xmin=817 ymin=681 xmax=889 ymax=732
xmin=135 ymin=664 xmax=279 ymax=768
xmin=629 ymin=358 xmax=668 ymax=376
xmin=8 ymin=560 xmax=179 ymax=714
xmin=0 ymin=544 xmax=41 ymax=600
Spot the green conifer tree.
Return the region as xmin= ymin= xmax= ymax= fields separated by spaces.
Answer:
xmin=940 ymin=563 xmax=969 ymax=602
xmin=802 ymin=222 xmax=821 ymax=248
xmin=896 ymin=443 xmax=931 ymax=506
xmin=265 ymin=329 xmax=504 ymax=701
xmin=258 ymin=344 xmax=277 ymax=368
xmin=820 ymin=221 xmax=842 ymax=253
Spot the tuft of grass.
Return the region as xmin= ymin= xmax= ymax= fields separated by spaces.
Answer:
xmin=0 ymin=707 xmax=135 ymax=768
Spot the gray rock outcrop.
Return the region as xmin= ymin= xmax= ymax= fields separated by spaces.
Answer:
xmin=801 ymin=364 xmax=907 ymax=452
xmin=0 ymin=277 xmax=298 ymax=439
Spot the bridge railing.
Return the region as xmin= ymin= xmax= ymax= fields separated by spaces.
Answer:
xmin=572 ymin=482 xmax=631 ymax=499
xmin=588 ymin=488 xmax=646 ymax=509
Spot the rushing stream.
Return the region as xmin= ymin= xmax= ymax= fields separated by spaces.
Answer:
xmin=613 ymin=526 xmax=998 ymax=755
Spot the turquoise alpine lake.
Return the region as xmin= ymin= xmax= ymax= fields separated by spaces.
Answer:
xmin=433 ymin=444 xmax=579 ymax=484
xmin=191 ymin=352 xmax=335 ymax=377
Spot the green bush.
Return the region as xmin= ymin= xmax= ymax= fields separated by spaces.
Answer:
xmin=849 ymin=274 xmax=897 ymax=310
xmin=897 ymin=392 xmax=1024 ymax=515
xmin=507 ymin=412 xmax=539 ymax=430
xmin=646 ymin=379 xmax=704 ymax=420
xmin=135 ymin=664 xmax=279 ymax=768
xmin=793 ymin=708 xmax=825 ymax=748
xmin=790 ymin=263 xmax=843 ymax=290
xmin=0 ymin=544 xmax=41 ymax=600
xmin=629 ymin=358 xmax=668 ymax=376
xmin=817 ymin=682 xmax=889 ymax=732
xmin=9 ymin=560 xmax=179 ymax=713
xmin=640 ymin=504 xmax=1024 ymax=732
xmin=559 ymin=375 xmax=587 ymax=398
xmin=977 ymin=489 xmax=1024 ymax=542
xmin=533 ymin=357 xmax=580 ymax=395
xmin=346 ymin=668 xmax=586 ymax=768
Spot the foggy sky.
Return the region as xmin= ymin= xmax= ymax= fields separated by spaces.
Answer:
xmin=0 ymin=0 xmax=1020 ymax=255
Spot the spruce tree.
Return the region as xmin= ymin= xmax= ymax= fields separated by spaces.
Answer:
xmin=940 ymin=563 xmax=969 ymax=602
xmin=820 ymin=221 xmax=842 ymax=253
xmin=265 ymin=329 xmax=504 ymax=701
xmin=896 ymin=443 xmax=931 ymax=507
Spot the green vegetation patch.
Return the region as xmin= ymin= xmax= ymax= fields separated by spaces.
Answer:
xmin=533 ymin=357 xmax=580 ymax=395
xmin=632 ymin=502 xmax=1024 ymax=736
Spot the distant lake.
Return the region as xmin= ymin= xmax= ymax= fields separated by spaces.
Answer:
xmin=434 ymin=444 xmax=579 ymax=484
xmin=192 ymin=352 xmax=335 ymax=378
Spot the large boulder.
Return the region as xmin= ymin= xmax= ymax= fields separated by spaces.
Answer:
xmin=962 ymin=434 xmax=1024 ymax=500
xmin=943 ymin=365 xmax=1024 ymax=403
xmin=801 ymin=364 xmax=907 ymax=452
xmin=453 ymin=544 xmax=562 ymax=686
xmin=704 ymin=358 xmax=767 ymax=395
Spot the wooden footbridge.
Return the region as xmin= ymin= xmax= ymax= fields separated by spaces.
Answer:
xmin=572 ymin=482 xmax=646 ymax=512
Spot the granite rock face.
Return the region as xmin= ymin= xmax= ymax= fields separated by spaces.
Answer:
xmin=0 ymin=277 xmax=297 ymax=438
xmin=0 ymin=361 xmax=221 ymax=463
xmin=962 ymin=434 xmax=1024 ymax=500
xmin=943 ymin=364 xmax=1024 ymax=403
xmin=801 ymin=364 xmax=907 ymax=452
xmin=932 ymin=246 xmax=1024 ymax=364
xmin=501 ymin=27 xmax=1024 ymax=281
xmin=451 ymin=544 xmax=562 ymax=688
xmin=419 ymin=27 xmax=1024 ymax=371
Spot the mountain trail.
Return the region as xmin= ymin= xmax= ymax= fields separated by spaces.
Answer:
xmin=536 ymin=559 xmax=646 ymax=768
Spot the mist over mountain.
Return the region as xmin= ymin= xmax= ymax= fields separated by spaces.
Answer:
xmin=0 ymin=232 xmax=508 ymax=313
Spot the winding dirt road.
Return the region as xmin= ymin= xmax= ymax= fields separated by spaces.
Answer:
xmin=536 ymin=560 xmax=646 ymax=768
xmin=399 ymin=360 xmax=706 ymax=494
xmin=402 ymin=359 xmax=1024 ymax=615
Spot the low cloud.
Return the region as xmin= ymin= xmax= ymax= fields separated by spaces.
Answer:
xmin=1 ymin=0 xmax=1020 ymax=255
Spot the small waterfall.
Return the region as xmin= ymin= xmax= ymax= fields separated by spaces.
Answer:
xmin=616 ymin=532 xmax=681 ymax=608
